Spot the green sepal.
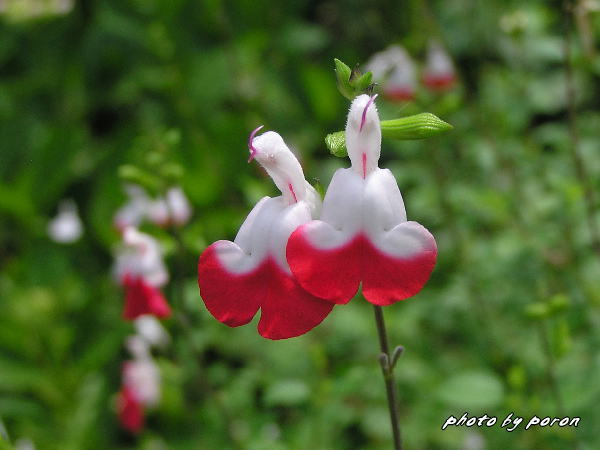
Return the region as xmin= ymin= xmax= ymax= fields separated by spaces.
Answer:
xmin=350 ymin=69 xmax=373 ymax=94
xmin=325 ymin=113 xmax=453 ymax=157
xmin=382 ymin=113 xmax=453 ymax=140
xmin=312 ymin=178 xmax=325 ymax=199
xmin=324 ymin=131 xmax=347 ymax=157
xmin=334 ymin=58 xmax=374 ymax=100
xmin=334 ymin=59 xmax=354 ymax=100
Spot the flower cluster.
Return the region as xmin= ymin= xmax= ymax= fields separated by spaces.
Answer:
xmin=114 ymin=184 xmax=191 ymax=232
xmin=198 ymin=94 xmax=437 ymax=339
xmin=365 ymin=41 xmax=456 ymax=102
xmin=113 ymin=228 xmax=170 ymax=433
xmin=112 ymin=183 xmax=189 ymax=432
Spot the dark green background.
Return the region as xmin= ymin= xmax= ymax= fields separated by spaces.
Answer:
xmin=1 ymin=0 xmax=599 ymax=448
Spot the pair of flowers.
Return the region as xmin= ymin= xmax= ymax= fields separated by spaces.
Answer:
xmin=198 ymin=95 xmax=437 ymax=340
xmin=114 ymin=226 xmax=172 ymax=320
xmin=114 ymin=184 xmax=192 ymax=231
xmin=365 ymin=41 xmax=456 ymax=102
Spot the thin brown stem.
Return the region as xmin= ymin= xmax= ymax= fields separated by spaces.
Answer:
xmin=372 ymin=305 xmax=403 ymax=450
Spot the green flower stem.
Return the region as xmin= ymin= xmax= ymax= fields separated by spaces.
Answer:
xmin=562 ymin=1 xmax=600 ymax=255
xmin=373 ymin=305 xmax=403 ymax=450
xmin=538 ymin=322 xmax=565 ymax=416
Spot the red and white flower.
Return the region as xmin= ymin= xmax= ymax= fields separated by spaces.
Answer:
xmin=114 ymin=227 xmax=171 ymax=320
xmin=198 ymin=127 xmax=333 ymax=339
xmin=365 ymin=45 xmax=417 ymax=102
xmin=423 ymin=40 xmax=456 ymax=91
xmin=117 ymin=336 xmax=161 ymax=433
xmin=286 ymin=95 xmax=437 ymax=306
xmin=122 ymin=336 xmax=161 ymax=407
xmin=117 ymin=384 xmax=144 ymax=434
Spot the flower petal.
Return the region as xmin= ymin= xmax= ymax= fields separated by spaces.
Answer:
xmin=287 ymin=227 xmax=436 ymax=305
xmin=118 ymin=386 xmax=144 ymax=434
xmin=256 ymin=260 xmax=334 ymax=340
xmin=287 ymin=169 xmax=436 ymax=305
xmin=123 ymin=275 xmax=171 ymax=320
xmin=287 ymin=222 xmax=361 ymax=304
xmin=198 ymin=242 xmax=333 ymax=339
xmin=198 ymin=241 xmax=263 ymax=327
xmin=361 ymin=221 xmax=437 ymax=305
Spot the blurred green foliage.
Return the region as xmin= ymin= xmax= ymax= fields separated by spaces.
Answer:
xmin=1 ymin=0 xmax=600 ymax=449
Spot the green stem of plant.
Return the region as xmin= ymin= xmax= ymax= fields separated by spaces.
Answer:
xmin=563 ymin=0 xmax=600 ymax=255
xmin=165 ymin=218 xmax=241 ymax=449
xmin=538 ymin=322 xmax=566 ymax=416
xmin=373 ymin=305 xmax=403 ymax=450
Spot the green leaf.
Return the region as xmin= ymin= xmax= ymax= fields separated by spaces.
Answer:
xmin=438 ymin=370 xmax=505 ymax=411
xmin=0 ymin=437 xmax=12 ymax=450
xmin=524 ymin=302 xmax=549 ymax=320
xmin=264 ymin=380 xmax=310 ymax=407
xmin=334 ymin=58 xmax=354 ymax=100
xmin=325 ymin=113 xmax=453 ymax=157
xmin=118 ymin=164 xmax=162 ymax=194
xmin=548 ymin=293 xmax=569 ymax=314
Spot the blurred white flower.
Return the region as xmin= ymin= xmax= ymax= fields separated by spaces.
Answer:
xmin=166 ymin=186 xmax=192 ymax=226
xmin=114 ymin=185 xmax=151 ymax=232
xmin=423 ymin=40 xmax=456 ymax=91
xmin=148 ymin=186 xmax=192 ymax=227
xmin=47 ymin=199 xmax=83 ymax=244
xmin=134 ymin=315 xmax=171 ymax=349
xmin=463 ymin=431 xmax=486 ymax=450
xmin=116 ymin=184 xmax=192 ymax=230
xmin=125 ymin=335 xmax=151 ymax=360
xmin=122 ymin=355 xmax=161 ymax=408
xmin=113 ymin=227 xmax=168 ymax=287
xmin=365 ymin=45 xmax=417 ymax=102
xmin=115 ymin=227 xmax=171 ymax=320
xmin=55 ymin=0 xmax=74 ymax=14
xmin=148 ymin=197 xmax=170 ymax=227
xmin=14 ymin=438 xmax=36 ymax=450
xmin=0 ymin=0 xmax=74 ymax=20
